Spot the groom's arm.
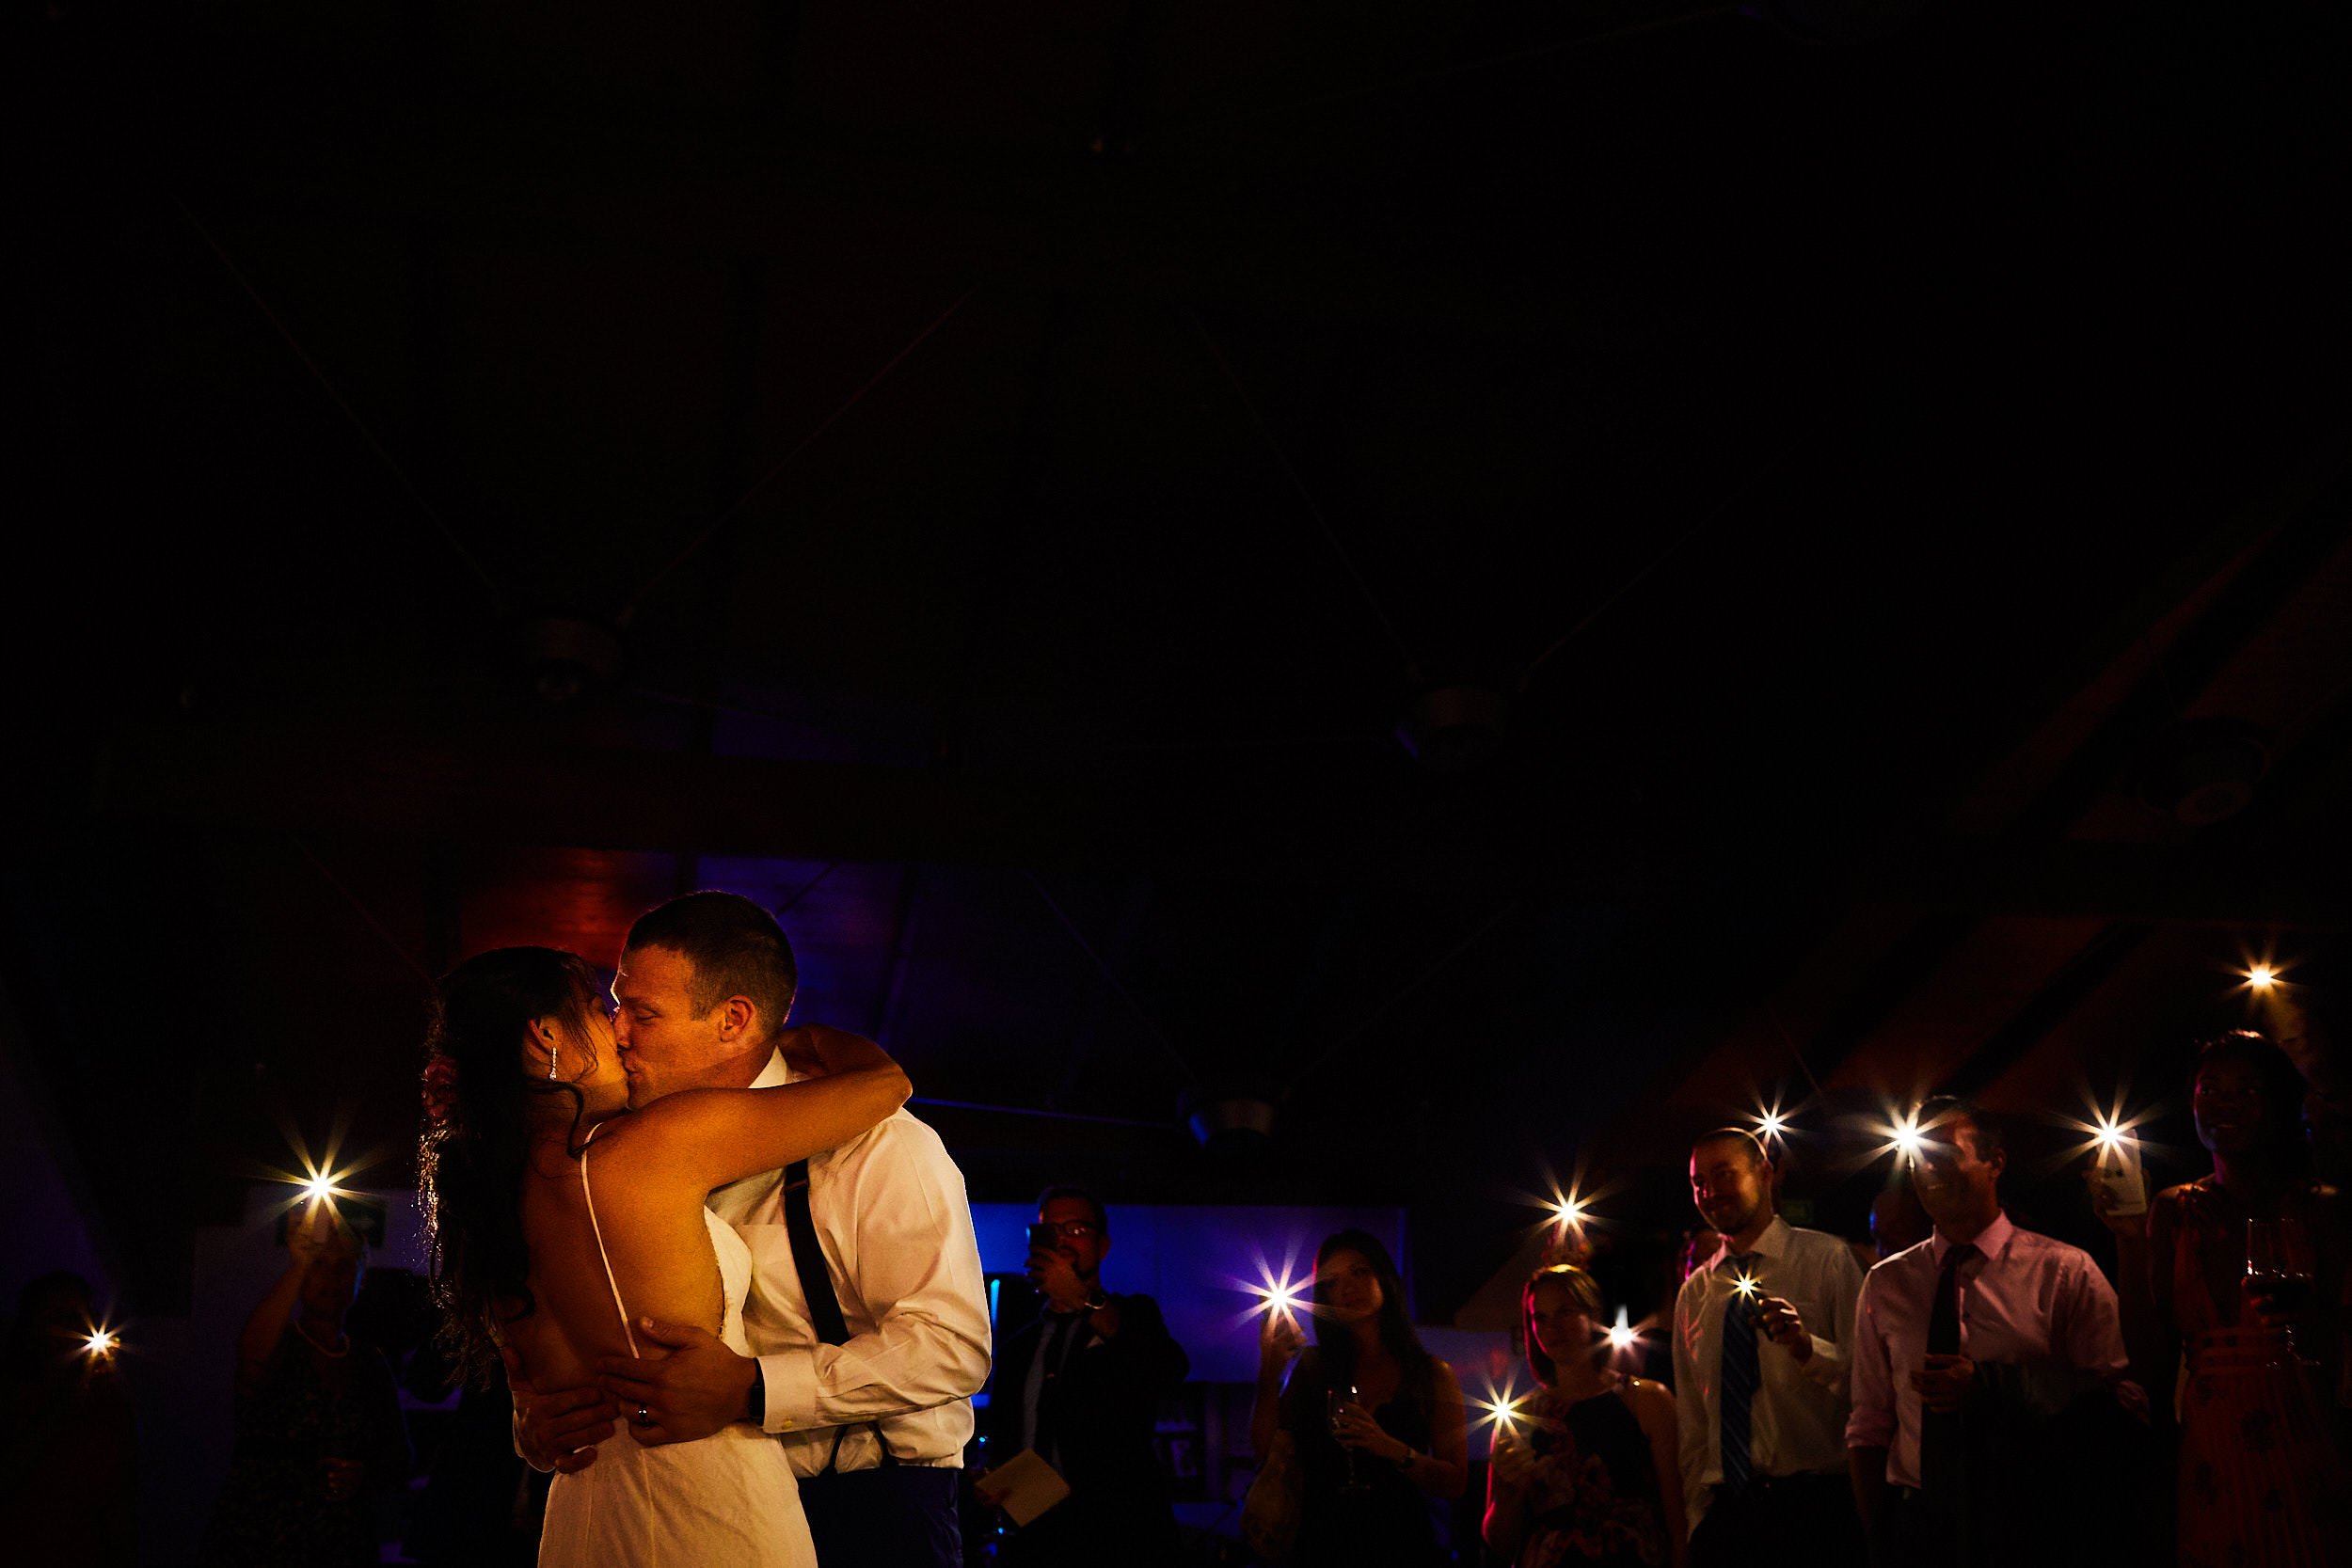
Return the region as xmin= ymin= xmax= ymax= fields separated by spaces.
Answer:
xmin=757 ymin=1115 xmax=992 ymax=1435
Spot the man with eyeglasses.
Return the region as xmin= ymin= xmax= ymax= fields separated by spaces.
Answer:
xmin=977 ymin=1185 xmax=1191 ymax=1567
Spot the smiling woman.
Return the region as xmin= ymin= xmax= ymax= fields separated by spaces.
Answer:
xmin=1485 ymin=1265 xmax=1681 ymax=1568
xmin=2102 ymin=1032 xmax=2349 ymax=1567
xmin=1251 ymin=1229 xmax=1468 ymax=1568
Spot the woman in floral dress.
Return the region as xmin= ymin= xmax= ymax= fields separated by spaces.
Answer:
xmin=2098 ymin=1030 xmax=2349 ymax=1565
xmin=1484 ymin=1265 xmax=1684 ymax=1568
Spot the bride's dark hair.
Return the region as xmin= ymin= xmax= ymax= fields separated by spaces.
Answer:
xmin=418 ymin=946 xmax=604 ymax=1384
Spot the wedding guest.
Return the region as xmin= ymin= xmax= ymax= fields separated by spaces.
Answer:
xmin=1674 ymin=1129 xmax=1865 ymax=1568
xmin=2095 ymin=1032 xmax=2349 ymax=1564
xmin=1485 ymin=1264 xmax=1684 ymax=1568
xmin=1252 ymin=1230 xmax=1467 ymax=1567
xmin=977 ymin=1185 xmax=1190 ymax=1567
xmin=0 ymin=1271 xmax=137 ymax=1568
xmin=1847 ymin=1098 xmax=2135 ymax=1568
xmin=203 ymin=1207 xmax=411 ymax=1568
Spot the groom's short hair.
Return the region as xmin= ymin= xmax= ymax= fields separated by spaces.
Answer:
xmin=625 ymin=892 xmax=799 ymax=1031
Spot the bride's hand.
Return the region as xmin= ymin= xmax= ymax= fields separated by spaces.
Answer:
xmin=597 ymin=1317 xmax=760 ymax=1447
xmin=505 ymin=1346 xmax=614 ymax=1475
xmin=774 ymin=1025 xmax=828 ymax=1080
xmin=790 ymin=1023 xmax=900 ymax=1084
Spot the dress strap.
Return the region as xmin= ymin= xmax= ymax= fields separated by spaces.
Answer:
xmin=578 ymin=1121 xmax=639 ymax=1357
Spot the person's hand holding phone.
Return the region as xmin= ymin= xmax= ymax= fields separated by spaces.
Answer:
xmin=1752 ymin=1295 xmax=1814 ymax=1363
xmin=1487 ymin=1427 xmax=1536 ymax=1489
xmin=1258 ymin=1307 xmax=1305 ymax=1377
xmin=1026 ymin=1240 xmax=1088 ymax=1312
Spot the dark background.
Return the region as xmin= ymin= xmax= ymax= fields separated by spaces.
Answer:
xmin=13 ymin=0 xmax=2349 ymax=1334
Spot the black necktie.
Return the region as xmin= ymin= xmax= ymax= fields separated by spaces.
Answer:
xmin=1718 ymin=1253 xmax=1762 ymax=1495
xmin=1919 ymin=1242 xmax=1979 ymax=1515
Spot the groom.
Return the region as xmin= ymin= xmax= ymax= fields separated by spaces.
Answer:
xmin=513 ymin=891 xmax=992 ymax=1568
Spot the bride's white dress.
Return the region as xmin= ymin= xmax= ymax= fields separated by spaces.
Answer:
xmin=537 ymin=1132 xmax=814 ymax=1568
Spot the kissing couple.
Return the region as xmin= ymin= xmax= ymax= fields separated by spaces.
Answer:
xmin=420 ymin=892 xmax=991 ymax=1567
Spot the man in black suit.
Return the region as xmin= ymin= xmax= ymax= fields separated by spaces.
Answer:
xmin=977 ymin=1185 xmax=1190 ymax=1568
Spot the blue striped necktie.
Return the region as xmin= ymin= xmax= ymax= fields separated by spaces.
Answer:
xmin=1718 ymin=1253 xmax=1762 ymax=1495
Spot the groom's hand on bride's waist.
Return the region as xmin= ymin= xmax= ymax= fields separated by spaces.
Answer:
xmin=597 ymin=1316 xmax=759 ymax=1447
xmin=505 ymin=1346 xmax=617 ymax=1475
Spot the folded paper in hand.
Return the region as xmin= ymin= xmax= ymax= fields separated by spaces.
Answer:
xmin=979 ymin=1449 xmax=1072 ymax=1526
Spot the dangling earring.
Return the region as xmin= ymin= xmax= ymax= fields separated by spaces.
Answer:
xmin=548 ymin=1039 xmax=561 ymax=1081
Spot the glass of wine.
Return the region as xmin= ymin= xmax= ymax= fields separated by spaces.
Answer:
xmin=2245 ymin=1217 xmax=2316 ymax=1344
xmin=1328 ymin=1383 xmax=1370 ymax=1493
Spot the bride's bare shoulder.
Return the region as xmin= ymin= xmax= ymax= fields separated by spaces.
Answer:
xmin=575 ymin=1096 xmax=731 ymax=1184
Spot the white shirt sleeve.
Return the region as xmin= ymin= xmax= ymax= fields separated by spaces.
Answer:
xmin=759 ymin=1117 xmax=993 ymax=1434
xmin=1800 ymin=1240 xmax=1866 ymax=1392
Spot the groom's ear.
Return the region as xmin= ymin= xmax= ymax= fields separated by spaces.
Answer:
xmin=715 ymin=994 xmax=758 ymax=1042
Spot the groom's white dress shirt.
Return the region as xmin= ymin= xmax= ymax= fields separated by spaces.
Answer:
xmin=706 ymin=1049 xmax=992 ymax=1474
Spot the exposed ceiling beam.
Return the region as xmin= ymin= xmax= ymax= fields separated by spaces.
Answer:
xmin=1863 ymin=838 xmax=2352 ymax=933
xmin=88 ymin=721 xmax=1630 ymax=888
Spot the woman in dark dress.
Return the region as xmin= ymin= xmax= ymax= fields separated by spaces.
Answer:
xmin=203 ymin=1206 xmax=411 ymax=1568
xmin=1483 ymin=1265 xmax=1683 ymax=1568
xmin=1252 ymin=1229 xmax=1468 ymax=1567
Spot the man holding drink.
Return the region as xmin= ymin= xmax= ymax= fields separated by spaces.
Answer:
xmin=1846 ymin=1097 xmax=2136 ymax=1567
xmin=1674 ymin=1128 xmax=1866 ymax=1568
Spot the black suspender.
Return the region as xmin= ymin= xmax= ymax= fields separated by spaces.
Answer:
xmin=782 ymin=1159 xmax=886 ymax=1474
xmin=783 ymin=1160 xmax=850 ymax=1344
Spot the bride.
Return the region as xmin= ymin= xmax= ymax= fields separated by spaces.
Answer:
xmin=418 ymin=945 xmax=908 ymax=1567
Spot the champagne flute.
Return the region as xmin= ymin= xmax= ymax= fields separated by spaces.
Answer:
xmin=1328 ymin=1383 xmax=1370 ymax=1493
xmin=2245 ymin=1217 xmax=2316 ymax=1342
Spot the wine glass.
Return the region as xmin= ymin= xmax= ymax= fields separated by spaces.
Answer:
xmin=1328 ymin=1384 xmax=1370 ymax=1493
xmin=2245 ymin=1216 xmax=2316 ymax=1347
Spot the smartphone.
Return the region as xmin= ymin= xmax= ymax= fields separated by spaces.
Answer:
xmin=2093 ymin=1132 xmax=2147 ymax=1218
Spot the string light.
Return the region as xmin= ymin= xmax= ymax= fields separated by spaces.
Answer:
xmin=1755 ymin=1105 xmax=1788 ymax=1143
xmin=2246 ymin=963 xmax=2279 ymax=991
xmin=84 ymin=1328 xmax=119 ymax=1359
xmin=1606 ymin=1308 xmax=1640 ymax=1354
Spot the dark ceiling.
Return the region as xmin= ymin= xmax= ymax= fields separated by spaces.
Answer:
xmin=15 ymin=0 xmax=2350 ymax=1319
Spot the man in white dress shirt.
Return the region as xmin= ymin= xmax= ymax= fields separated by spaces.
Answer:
xmin=516 ymin=892 xmax=992 ymax=1568
xmin=1845 ymin=1097 xmax=2135 ymax=1568
xmin=1673 ymin=1128 xmax=1867 ymax=1568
